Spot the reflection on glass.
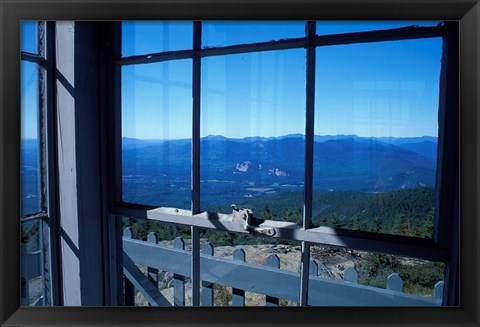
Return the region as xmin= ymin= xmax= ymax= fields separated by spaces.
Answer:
xmin=122 ymin=218 xmax=192 ymax=306
xmin=21 ymin=21 xmax=38 ymax=54
xmin=313 ymin=38 xmax=442 ymax=238
xmin=21 ymin=60 xmax=41 ymax=216
xmin=200 ymin=229 xmax=300 ymax=306
xmin=200 ymin=49 xmax=306 ymax=218
xmin=308 ymin=244 xmax=445 ymax=305
xmin=21 ymin=219 xmax=45 ymax=306
xmin=202 ymin=21 xmax=306 ymax=48
xmin=316 ymin=21 xmax=441 ymax=36
xmin=121 ymin=60 xmax=192 ymax=209
xmin=122 ymin=21 xmax=193 ymax=57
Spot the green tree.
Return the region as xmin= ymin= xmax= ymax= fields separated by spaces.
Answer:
xmin=369 ymin=216 xmax=382 ymax=233
xmin=350 ymin=216 xmax=362 ymax=231
xmin=260 ymin=204 xmax=273 ymax=221
xmin=393 ymin=214 xmax=417 ymax=237
xmin=331 ymin=213 xmax=345 ymax=229
xmin=420 ymin=208 xmax=435 ymax=238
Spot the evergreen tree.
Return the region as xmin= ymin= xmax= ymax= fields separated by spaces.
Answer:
xmin=331 ymin=213 xmax=345 ymax=229
xmin=260 ymin=204 xmax=272 ymax=220
xmin=320 ymin=216 xmax=329 ymax=227
xmin=393 ymin=214 xmax=417 ymax=237
xmin=420 ymin=208 xmax=435 ymax=238
xmin=370 ymin=216 xmax=382 ymax=233
xmin=350 ymin=216 xmax=362 ymax=230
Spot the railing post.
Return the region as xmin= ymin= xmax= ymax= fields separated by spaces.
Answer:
xmin=266 ymin=254 xmax=280 ymax=306
xmin=232 ymin=247 xmax=246 ymax=306
xmin=201 ymin=242 xmax=214 ymax=306
xmin=343 ymin=267 xmax=358 ymax=284
xmin=123 ymin=227 xmax=135 ymax=306
xmin=387 ymin=273 xmax=404 ymax=292
xmin=147 ymin=232 xmax=159 ymax=306
xmin=173 ymin=237 xmax=186 ymax=306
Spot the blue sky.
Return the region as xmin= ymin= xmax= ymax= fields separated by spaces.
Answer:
xmin=21 ymin=21 xmax=442 ymax=140
xmin=21 ymin=21 xmax=39 ymax=139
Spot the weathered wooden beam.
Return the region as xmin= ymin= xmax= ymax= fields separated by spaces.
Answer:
xmin=122 ymin=252 xmax=171 ymax=307
xmin=113 ymin=205 xmax=448 ymax=262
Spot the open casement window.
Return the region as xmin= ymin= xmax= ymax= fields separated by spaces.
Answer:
xmin=20 ymin=21 xmax=59 ymax=306
xmin=111 ymin=20 xmax=459 ymax=306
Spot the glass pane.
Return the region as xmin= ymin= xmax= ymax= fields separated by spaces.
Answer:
xmin=21 ymin=21 xmax=38 ymax=54
xmin=122 ymin=217 xmax=192 ymax=306
xmin=200 ymin=49 xmax=306 ymax=220
xmin=21 ymin=219 xmax=45 ymax=306
xmin=316 ymin=21 xmax=441 ymax=36
xmin=121 ymin=60 xmax=192 ymax=209
xmin=21 ymin=60 xmax=41 ymax=216
xmin=200 ymin=229 xmax=301 ymax=306
xmin=313 ymin=38 xmax=442 ymax=238
xmin=308 ymin=244 xmax=445 ymax=305
xmin=202 ymin=21 xmax=306 ymax=48
xmin=122 ymin=21 xmax=193 ymax=57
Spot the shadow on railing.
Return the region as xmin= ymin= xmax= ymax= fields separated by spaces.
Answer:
xmin=122 ymin=227 xmax=444 ymax=307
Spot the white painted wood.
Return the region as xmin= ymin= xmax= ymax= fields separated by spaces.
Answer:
xmin=387 ymin=273 xmax=404 ymax=292
xmin=113 ymin=205 xmax=448 ymax=262
xmin=55 ymin=21 xmax=80 ymax=306
xmin=123 ymin=236 xmax=443 ymax=306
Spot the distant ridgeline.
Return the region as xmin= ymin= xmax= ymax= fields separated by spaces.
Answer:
xmin=119 ymin=134 xmax=437 ymax=237
xmin=21 ymin=135 xmax=437 ymax=236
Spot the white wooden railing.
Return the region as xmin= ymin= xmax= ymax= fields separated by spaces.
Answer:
xmin=122 ymin=228 xmax=444 ymax=306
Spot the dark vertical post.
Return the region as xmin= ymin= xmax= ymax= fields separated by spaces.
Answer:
xmin=299 ymin=241 xmax=310 ymax=306
xmin=299 ymin=20 xmax=316 ymax=307
xmin=303 ymin=21 xmax=316 ymax=230
xmin=99 ymin=21 xmax=123 ymax=306
xmin=434 ymin=22 xmax=459 ymax=306
xmin=192 ymin=21 xmax=202 ymax=214
xmin=44 ymin=20 xmax=61 ymax=306
xmin=191 ymin=226 xmax=200 ymax=306
xmin=191 ymin=21 xmax=203 ymax=307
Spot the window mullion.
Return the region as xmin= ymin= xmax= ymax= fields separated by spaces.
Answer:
xmin=191 ymin=21 xmax=202 ymax=307
xmin=299 ymin=21 xmax=316 ymax=306
xmin=44 ymin=21 xmax=61 ymax=306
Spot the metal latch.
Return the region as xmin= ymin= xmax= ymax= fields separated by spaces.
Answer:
xmin=231 ymin=204 xmax=276 ymax=237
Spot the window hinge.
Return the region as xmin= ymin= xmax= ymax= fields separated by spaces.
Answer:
xmin=231 ymin=205 xmax=276 ymax=237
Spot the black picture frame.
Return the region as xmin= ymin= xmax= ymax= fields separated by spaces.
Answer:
xmin=1 ymin=0 xmax=478 ymax=326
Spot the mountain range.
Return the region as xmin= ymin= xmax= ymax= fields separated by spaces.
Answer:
xmin=121 ymin=134 xmax=437 ymax=208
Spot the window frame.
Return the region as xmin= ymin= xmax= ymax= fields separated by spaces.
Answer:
xmin=111 ymin=21 xmax=458 ymax=305
xmin=20 ymin=21 xmax=61 ymax=306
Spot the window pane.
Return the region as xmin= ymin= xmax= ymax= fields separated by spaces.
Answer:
xmin=122 ymin=218 xmax=192 ymax=306
xmin=200 ymin=229 xmax=301 ymax=306
xmin=202 ymin=21 xmax=306 ymax=48
xmin=313 ymin=38 xmax=442 ymax=238
xmin=21 ymin=21 xmax=38 ymax=54
xmin=21 ymin=60 xmax=41 ymax=216
xmin=200 ymin=49 xmax=306 ymax=220
xmin=122 ymin=21 xmax=193 ymax=57
xmin=21 ymin=219 xmax=45 ymax=306
xmin=316 ymin=21 xmax=441 ymax=36
xmin=121 ymin=60 xmax=192 ymax=209
xmin=308 ymin=244 xmax=445 ymax=305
